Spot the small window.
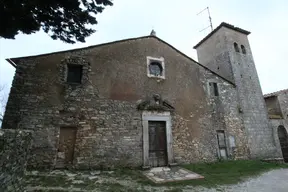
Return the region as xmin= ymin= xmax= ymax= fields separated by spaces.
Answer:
xmin=234 ymin=42 xmax=239 ymax=52
xmin=217 ymin=130 xmax=227 ymax=159
xmin=67 ymin=64 xmax=83 ymax=83
xmin=209 ymin=82 xmax=219 ymax=96
xmin=147 ymin=56 xmax=165 ymax=79
xmin=241 ymin=45 xmax=246 ymax=54
xmin=149 ymin=61 xmax=163 ymax=76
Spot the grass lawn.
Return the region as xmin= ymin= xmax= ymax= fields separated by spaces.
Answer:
xmin=116 ymin=160 xmax=288 ymax=187
xmin=170 ymin=160 xmax=288 ymax=187
xmin=24 ymin=160 xmax=288 ymax=191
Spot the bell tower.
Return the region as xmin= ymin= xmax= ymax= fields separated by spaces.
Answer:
xmin=194 ymin=22 xmax=278 ymax=159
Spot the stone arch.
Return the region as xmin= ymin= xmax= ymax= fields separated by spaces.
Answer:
xmin=278 ymin=125 xmax=288 ymax=162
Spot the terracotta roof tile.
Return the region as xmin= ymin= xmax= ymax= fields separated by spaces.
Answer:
xmin=264 ymin=89 xmax=288 ymax=98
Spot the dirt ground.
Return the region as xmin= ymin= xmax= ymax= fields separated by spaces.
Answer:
xmin=24 ymin=168 xmax=288 ymax=192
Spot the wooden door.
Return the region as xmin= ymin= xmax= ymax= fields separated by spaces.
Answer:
xmin=148 ymin=121 xmax=167 ymax=167
xmin=58 ymin=127 xmax=77 ymax=166
xmin=278 ymin=126 xmax=288 ymax=162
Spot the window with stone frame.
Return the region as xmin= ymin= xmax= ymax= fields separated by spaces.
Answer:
xmin=209 ymin=82 xmax=219 ymax=96
xmin=66 ymin=64 xmax=83 ymax=83
xmin=217 ymin=130 xmax=227 ymax=159
xmin=147 ymin=56 xmax=165 ymax=79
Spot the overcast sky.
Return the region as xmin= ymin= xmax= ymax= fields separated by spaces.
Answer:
xmin=0 ymin=0 xmax=287 ymax=99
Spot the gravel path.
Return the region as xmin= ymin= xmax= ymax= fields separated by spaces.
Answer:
xmin=194 ymin=168 xmax=288 ymax=192
xmin=25 ymin=168 xmax=288 ymax=192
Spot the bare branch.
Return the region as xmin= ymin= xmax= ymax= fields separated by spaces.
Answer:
xmin=0 ymin=84 xmax=8 ymax=123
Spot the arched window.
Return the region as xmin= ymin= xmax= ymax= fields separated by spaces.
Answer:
xmin=241 ymin=45 xmax=246 ymax=54
xmin=278 ymin=126 xmax=287 ymax=140
xmin=234 ymin=42 xmax=239 ymax=52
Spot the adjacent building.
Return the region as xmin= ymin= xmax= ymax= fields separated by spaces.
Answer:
xmin=264 ymin=89 xmax=288 ymax=162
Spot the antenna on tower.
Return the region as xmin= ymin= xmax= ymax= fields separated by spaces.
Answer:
xmin=197 ymin=6 xmax=213 ymax=32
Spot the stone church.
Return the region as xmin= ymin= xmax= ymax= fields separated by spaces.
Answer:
xmin=2 ymin=22 xmax=288 ymax=169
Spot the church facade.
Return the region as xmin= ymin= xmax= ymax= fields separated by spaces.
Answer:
xmin=2 ymin=22 xmax=286 ymax=169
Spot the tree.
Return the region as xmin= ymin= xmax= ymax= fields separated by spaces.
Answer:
xmin=0 ymin=84 xmax=8 ymax=124
xmin=0 ymin=0 xmax=113 ymax=44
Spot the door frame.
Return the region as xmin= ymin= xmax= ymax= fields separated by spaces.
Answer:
xmin=142 ymin=111 xmax=174 ymax=168
xmin=56 ymin=126 xmax=77 ymax=168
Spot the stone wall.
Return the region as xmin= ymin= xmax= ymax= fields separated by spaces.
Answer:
xmin=3 ymin=36 xmax=249 ymax=169
xmin=203 ymin=69 xmax=250 ymax=160
xmin=266 ymin=90 xmax=288 ymax=161
xmin=195 ymin=25 xmax=279 ymax=159
xmin=195 ymin=27 xmax=234 ymax=83
xmin=278 ymin=90 xmax=288 ymax=122
xmin=0 ymin=129 xmax=32 ymax=192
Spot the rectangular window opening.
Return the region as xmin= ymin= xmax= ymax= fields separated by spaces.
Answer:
xmin=213 ymin=83 xmax=219 ymax=96
xmin=209 ymin=82 xmax=219 ymax=96
xmin=67 ymin=64 xmax=83 ymax=84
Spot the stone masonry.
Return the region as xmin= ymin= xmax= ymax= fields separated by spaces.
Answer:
xmin=194 ymin=22 xmax=280 ymax=159
xmin=2 ymin=22 xmax=283 ymax=169
xmin=0 ymin=129 xmax=33 ymax=192
xmin=264 ymin=89 xmax=288 ymax=162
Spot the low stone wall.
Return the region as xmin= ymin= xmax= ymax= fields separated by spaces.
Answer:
xmin=0 ymin=129 xmax=32 ymax=192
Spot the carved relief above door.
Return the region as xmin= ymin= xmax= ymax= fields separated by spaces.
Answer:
xmin=138 ymin=94 xmax=175 ymax=168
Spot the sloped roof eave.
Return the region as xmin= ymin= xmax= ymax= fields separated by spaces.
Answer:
xmin=6 ymin=58 xmax=17 ymax=68
xmin=6 ymin=35 xmax=235 ymax=86
xmin=264 ymin=89 xmax=288 ymax=98
xmin=193 ymin=22 xmax=251 ymax=49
